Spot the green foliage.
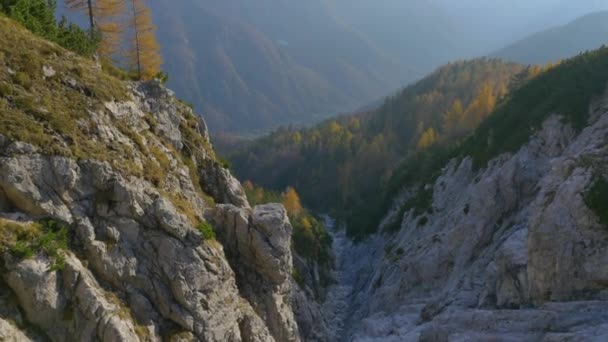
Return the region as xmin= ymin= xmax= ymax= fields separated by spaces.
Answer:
xmin=155 ymin=71 xmax=169 ymax=84
xmin=291 ymin=214 xmax=332 ymax=265
xmin=55 ymin=17 xmax=99 ymax=56
xmin=386 ymin=186 xmax=434 ymax=232
xmin=197 ymin=221 xmax=216 ymax=240
xmin=459 ymin=47 xmax=608 ymax=169
xmin=1 ymin=218 xmax=68 ymax=271
xmin=1 ymin=0 xmax=98 ymax=56
xmin=584 ymin=176 xmax=608 ymax=228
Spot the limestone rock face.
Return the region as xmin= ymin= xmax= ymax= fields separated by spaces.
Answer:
xmin=0 ymin=80 xmax=305 ymax=341
xmin=210 ymin=204 xmax=298 ymax=342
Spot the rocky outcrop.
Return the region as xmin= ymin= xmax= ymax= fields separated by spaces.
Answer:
xmin=0 ymin=78 xmax=305 ymax=341
xmin=326 ymin=97 xmax=608 ymax=340
xmin=210 ymin=204 xmax=298 ymax=342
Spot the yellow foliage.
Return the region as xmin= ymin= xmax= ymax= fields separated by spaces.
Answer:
xmin=65 ymin=0 xmax=125 ymax=58
xmin=282 ymin=187 xmax=303 ymax=217
xmin=126 ymin=0 xmax=163 ymax=80
xmin=417 ymin=127 xmax=438 ymax=150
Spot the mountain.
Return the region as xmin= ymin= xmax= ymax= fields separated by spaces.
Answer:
xmin=433 ymin=0 xmax=608 ymax=52
xmin=149 ymin=0 xmax=486 ymax=134
xmin=224 ymin=59 xmax=529 ymax=236
xmin=328 ymin=46 xmax=608 ymax=341
xmin=492 ymin=11 xmax=608 ymax=64
xmin=150 ymin=0 xmax=403 ymax=134
xmin=5 ymin=5 xmax=608 ymax=341
xmin=0 ymin=15 xmax=328 ymax=341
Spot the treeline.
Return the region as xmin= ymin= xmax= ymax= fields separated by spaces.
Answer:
xmin=0 ymin=0 xmax=162 ymax=80
xmin=228 ymin=59 xmax=545 ymax=238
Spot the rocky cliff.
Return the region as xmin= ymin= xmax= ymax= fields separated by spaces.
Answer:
xmin=323 ymin=90 xmax=608 ymax=340
xmin=0 ymin=16 xmax=323 ymax=341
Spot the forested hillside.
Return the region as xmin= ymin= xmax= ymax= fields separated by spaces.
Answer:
xmin=226 ymin=59 xmax=534 ymax=237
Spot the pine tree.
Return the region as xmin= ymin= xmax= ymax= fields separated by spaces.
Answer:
xmin=126 ymin=0 xmax=162 ymax=80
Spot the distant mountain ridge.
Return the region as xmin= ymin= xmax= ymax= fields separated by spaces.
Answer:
xmin=149 ymin=0 xmax=476 ymax=134
xmin=492 ymin=11 xmax=608 ymax=64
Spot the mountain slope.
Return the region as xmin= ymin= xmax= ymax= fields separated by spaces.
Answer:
xmin=331 ymin=46 xmax=608 ymax=340
xmin=225 ymin=59 xmax=528 ymax=237
xmin=151 ymin=0 xmax=405 ymax=134
xmin=150 ymin=0 xmax=502 ymax=134
xmin=0 ymin=15 xmax=323 ymax=341
xmin=492 ymin=11 xmax=608 ymax=64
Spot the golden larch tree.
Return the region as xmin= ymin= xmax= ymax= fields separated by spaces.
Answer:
xmin=126 ymin=0 xmax=162 ymax=80
xmin=417 ymin=127 xmax=438 ymax=150
xmin=442 ymin=99 xmax=465 ymax=138
xmin=65 ymin=0 xmax=125 ymax=58
xmin=282 ymin=187 xmax=304 ymax=217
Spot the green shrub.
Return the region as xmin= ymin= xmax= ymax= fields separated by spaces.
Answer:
xmin=1 ymin=218 xmax=68 ymax=270
xmin=291 ymin=214 xmax=332 ymax=265
xmin=584 ymin=176 xmax=608 ymax=228
xmin=3 ymin=0 xmax=98 ymax=56
xmin=197 ymin=221 xmax=216 ymax=240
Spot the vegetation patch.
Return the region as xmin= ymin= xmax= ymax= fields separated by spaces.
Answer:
xmin=385 ymin=184 xmax=435 ymax=233
xmin=584 ymin=176 xmax=608 ymax=228
xmin=0 ymin=218 xmax=68 ymax=271
xmin=459 ymin=47 xmax=608 ymax=169
xmin=197 ymin=221 xmax=216 ymax=240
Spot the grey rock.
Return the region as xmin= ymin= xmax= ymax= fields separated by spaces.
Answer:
xmin=42 ymin=65 xmax=56 ymax=78
xmin=326 ymin=107 xmax=608 ymax=341
xmin=0 ymin=78 xmax=306 ymax=341
xmin=199 ymin=161 xmax=250 ymax=208
xmin=210 ymin=204 xmax=299 ymax=342
xmin=0 ymin=318 xmax=34 ymax=342
xmin=4 ymin=253 xmax=140 ymax=341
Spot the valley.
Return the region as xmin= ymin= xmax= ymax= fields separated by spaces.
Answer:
xmin=2 ymin=1 xmax=608 ymax=341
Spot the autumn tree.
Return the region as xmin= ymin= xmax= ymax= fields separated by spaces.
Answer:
xmin=282 ymin=187 xmax=303 ymax=217
xmin=442 ymin=99 xmax=465 ymax=138
xmin=417 ymin=127 xmax=438 ymax=150
xmin=463 ymin=83 xmax=496 ymax=129
xmin=65 ymin=0 xmax=124 ymax=57
xmin=125 ymin=0 xmax=162 ymax=80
